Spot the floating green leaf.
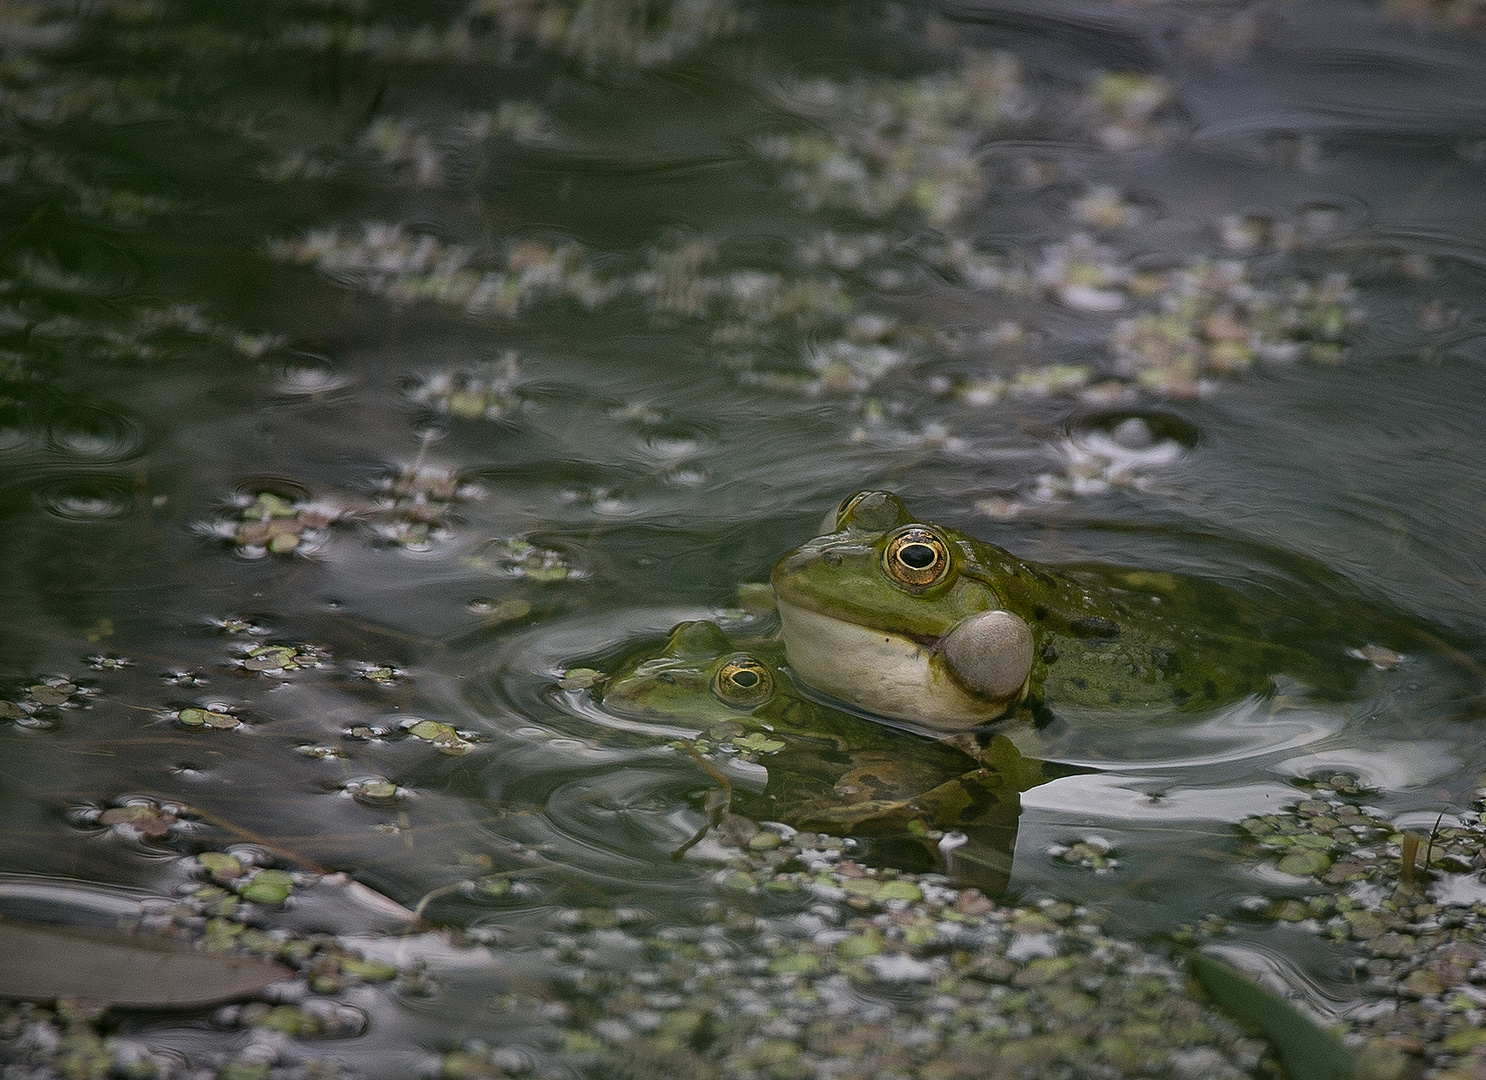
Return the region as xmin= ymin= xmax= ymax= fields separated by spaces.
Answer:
xmin=198 ymin=852 xmax=244 ymax=880
xmin=240 ymin=869 xmax=295 ymax=904
xmin=338 ymin=955 xmax=399 ymax=982
xmin=733 ymin=732 xmax=785 ymax=754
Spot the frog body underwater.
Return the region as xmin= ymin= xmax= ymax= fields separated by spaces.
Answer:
xmin=771 ymin=491 xmax=1354 ymax=732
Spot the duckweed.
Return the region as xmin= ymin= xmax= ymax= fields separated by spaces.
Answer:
xmin=754 ymin=52 xmax=1026 ymax=223
xmin=1212 ymin=784 xmax=1486 ymax=1076
xmin=239 ymin=869 xmax=295 ymax=905
xmin=479 ymin=537 xmax=577 ymax=582
xmin=406 ymin=354 xmax=526 ymax=421
xmin=237 ymin=642 xmax=327 ymax=673
xmin=92 ymin=800 xmax=183 ymax=839
xmin=216 ymin=492 xmax=341 ymax=557
xmin=1089 ymin=71 xmax=1176 ymax=149
xmin=177 ymin=705 xmax=242 ymax=730
xmin=404 ymin=718 xmax=480 ymax=755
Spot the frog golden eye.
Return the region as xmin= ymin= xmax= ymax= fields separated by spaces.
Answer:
xmin=883 ymin=527 xmax=950 ymax=588
xmin=712 ymin=656 xmax=774 ymax=707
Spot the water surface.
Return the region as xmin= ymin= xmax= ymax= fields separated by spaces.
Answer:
xmin=4 ymin=0 xmax=1486 ymax=1075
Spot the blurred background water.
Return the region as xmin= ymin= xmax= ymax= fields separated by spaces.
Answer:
xmin=4 ymin=0 xmax=1486 ymax=1075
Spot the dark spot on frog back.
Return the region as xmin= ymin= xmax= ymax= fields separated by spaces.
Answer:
xmin=1070 ymin=616 xmax=1121 ymax=638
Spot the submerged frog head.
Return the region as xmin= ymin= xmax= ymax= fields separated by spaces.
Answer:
xmin=598 ymin=620 xmax=783 ymax=728
xmin=773 ymin=490 xmax=1318 ymax=730
xmin=597 ymin=618 xmax=951 ymax=750
xmin=771 ymin=491 xmax=1037 ymax=731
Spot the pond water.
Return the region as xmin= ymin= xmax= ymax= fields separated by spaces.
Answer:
xmin=5 ymin=0 xmax=1486 ymax=1077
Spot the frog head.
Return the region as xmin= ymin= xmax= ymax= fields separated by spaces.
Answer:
xmin=771 ymin=491 xmax=1036 ymax=731
xmin=598 ymin=620 xmax=782 ymax=727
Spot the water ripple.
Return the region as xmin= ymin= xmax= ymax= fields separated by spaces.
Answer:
xmin=37 ymin=477 xmax=135 ymax=520
xmin=45 ymin=404 xmax=144 ymax=461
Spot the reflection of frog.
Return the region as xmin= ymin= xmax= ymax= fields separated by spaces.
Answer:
xmin=773 ymin=491 xmax=1357 ymax=732
xmin=595 ymin=620 xmax=1050 ymax=885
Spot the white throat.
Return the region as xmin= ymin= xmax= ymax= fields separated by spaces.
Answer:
xmin=775 ymin=599 xmax=1010 ymax=732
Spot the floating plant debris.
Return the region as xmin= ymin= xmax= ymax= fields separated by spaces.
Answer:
xmin=405 ymin=353 xmax=526 ymax=421
xmin=0 ymin=676 xmax=92 ymax=722
xmin=401 ymin=718 xmax=480 ymax=755
xmin=477 ymin=537 xmax=579 ymax=582
xmin=176 ymin=704 xmax=243 ymax=730
xmin=234 ymin=642 xmax=329 ymax=674
xmin=754 ymin=52 xmax=1027 ymax=224
xmin=208 ymin=491 xmax=342 ymax=557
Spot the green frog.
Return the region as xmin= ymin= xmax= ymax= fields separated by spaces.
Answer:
xmin=594 ymin=619 xmax=1048 ymax=853
xmin=772 ymin=490 xmax=1358 ymax=731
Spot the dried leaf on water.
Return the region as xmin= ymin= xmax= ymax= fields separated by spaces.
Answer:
xmin=0 ymin=919 xmax=291 ymax=1007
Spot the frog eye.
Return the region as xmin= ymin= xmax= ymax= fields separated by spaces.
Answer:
xmin=712 ymin=656 xmax=774 ymax=707
xmin=883 ymin=527 xmax=951 ymax=588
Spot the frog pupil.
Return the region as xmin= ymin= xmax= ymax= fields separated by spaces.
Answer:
xmin=900 ymin=543 xmax=936 ymax=569
xmin=731 ymin=669 xmax=759 ymax=688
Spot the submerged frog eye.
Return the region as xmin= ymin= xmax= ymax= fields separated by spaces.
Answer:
xmin=883 ymin=526 xmax=950 ymax=588
xmin=712 ymin=656 xmax=774 ymax=707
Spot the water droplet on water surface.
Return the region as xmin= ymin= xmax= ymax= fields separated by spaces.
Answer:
xmin=264 ymin=353 xmax=355 ymax=396
xmin=45 ymin=405 xmax=143 ymax=461
xmin=39 ymin=478 xmax=134 ymax=520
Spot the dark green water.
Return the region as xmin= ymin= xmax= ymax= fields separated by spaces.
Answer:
xmin=5 ymin=0 xmax=1486 ymax=1075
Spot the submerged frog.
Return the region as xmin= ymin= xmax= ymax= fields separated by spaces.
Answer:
xmin=594 ymin=620 xmax=1048 ymax=854
xmin=772 ymin=490 xmax=1356 ymax=732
